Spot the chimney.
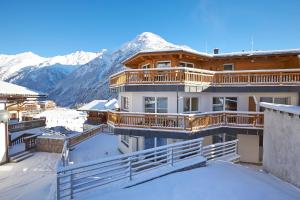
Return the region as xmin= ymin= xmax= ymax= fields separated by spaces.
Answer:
xmin=213 ymin=48 xmax=219 ymax=54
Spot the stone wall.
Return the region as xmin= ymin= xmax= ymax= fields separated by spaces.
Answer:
xmin=36 ymin=136 xmax=65 ymax=153
xmin=263 ymin=109 xmax=300 ymax=188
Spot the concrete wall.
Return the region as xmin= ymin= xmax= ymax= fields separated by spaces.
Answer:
xmin=237 ymin=134 xmax=260 ymax=163
xmin=263 ymin=109 xmax=300 ymax=188
xmin=0 ymin=102 xmax=7 ymax=164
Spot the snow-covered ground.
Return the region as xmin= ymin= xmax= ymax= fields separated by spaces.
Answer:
xmin=0 ymin=152 xmax=60 ymax=200
xmin=35 ymin=108 xmax=86 ymax=132
xmin=80 ymin=161 xmax=300 ymax=200
xmin=69 ymin=132 xmax=121 ymax=164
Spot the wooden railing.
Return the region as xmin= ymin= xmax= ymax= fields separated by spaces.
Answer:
xmin=109 ymin=67 xmax=300 ymax=87
xmin=110 ymin=67 xmax=214 ymax=87
xmin=8 ymin=119 xmax=46 ymax=132
xmin=107 ymin=111 xmax=264 ymax=132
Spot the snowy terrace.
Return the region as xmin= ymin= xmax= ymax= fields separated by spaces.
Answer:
xmin=80 ymin=161 xmax=300 ymax=200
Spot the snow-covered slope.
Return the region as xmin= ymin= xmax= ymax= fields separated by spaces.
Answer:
xmin=0 ymin=32 xmax=198 ymax=106
xmin=50 ymin=32 xmax=194 ymax=106
xmin=1 ymin=51 xmax=102 ymax=93
xmin=0 ymin=52 xmax=46 ymax=80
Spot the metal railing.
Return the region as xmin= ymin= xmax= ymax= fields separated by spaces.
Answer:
xmin=61 ymin=140 xmax=70 ymax=167
xmin=56 ymin=138 xmax=239 ymax=199
xmin=109 ymin=67 xmax=300 ymax=88
xmin=107 ymin=111 xmax=264 ymax=132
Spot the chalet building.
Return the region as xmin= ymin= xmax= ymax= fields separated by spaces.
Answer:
xmin=0 ymin=80 xmax=46 ymax=164
xmin=107 ymin=48 xmax=300 ymax=164
xmin=78 ymin=99 xmax=119 ymax=130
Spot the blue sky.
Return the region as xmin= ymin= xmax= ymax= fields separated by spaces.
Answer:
xmin=0 ymin=0 xmax=300 ymax=56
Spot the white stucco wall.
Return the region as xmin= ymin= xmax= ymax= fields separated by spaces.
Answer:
xmin=0 ymin=102 xmax=7 ymax=164
xmin=263 ymin=109 xmax=300 ymax=188
xmin=119 ymin=91 xmax=299 ymax=113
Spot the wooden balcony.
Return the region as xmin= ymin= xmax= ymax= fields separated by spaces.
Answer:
xmin=109 ymin=67 xmax=300 ymax=88
xmin=107 ymin=111 xmax=264 ymax=134
xmin=8 ymin=119 xmax=46 ymax=133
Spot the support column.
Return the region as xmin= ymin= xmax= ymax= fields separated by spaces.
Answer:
xmin=0 ymin=102 xmax=8 ymax=164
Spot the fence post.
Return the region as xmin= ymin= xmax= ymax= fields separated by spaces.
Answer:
xmin=70 ymin=170 xmax=73 ymax=199
xmin=171 ymin=148 xmax=174 ymax=166
xmin=129 ymin=157 xmax=132 ymax=181
xmin=56 ymin=174 xmax=60 ymax=200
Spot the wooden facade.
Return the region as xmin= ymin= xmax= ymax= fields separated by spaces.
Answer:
xmin=123 ymin=50 xmax=300 ymax=71
xmin=86 ymin=111 xmax=108 ymax=125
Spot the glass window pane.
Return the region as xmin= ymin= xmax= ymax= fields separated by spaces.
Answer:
xmin=213 ymin=97 xmax=224 ymax=111
xmin=179 ymin=62 xmax=185 ymax=67
xmin=274 ymin=97 xmax=289 ymax=105
xmin=186 ymin=63 xmax=194 ymax=68
xmin=157 ymin=97 xmax=168 ymax=113
xmin=144 ymin=97 xmax=155 ymax=113
xmin=224 ymin=64 xmax=234 ymax=71
xmin=260 ymin=97 xmax=273 ymax=103
xmin=225 ymin=97 xmax=237 ymax=111
xmin=191 ymin=98 xmax=198 ymax=111
xmin=183 ymin=97 xmax=190 ymax=112
xmin=157 ymin=61 xmax=171 ymax=68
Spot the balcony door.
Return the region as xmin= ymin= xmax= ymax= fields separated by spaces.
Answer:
xmin=144 ymin=97 xmax=168 ymax=149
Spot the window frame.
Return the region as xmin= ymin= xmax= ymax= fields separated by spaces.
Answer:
xmin=121 ymin=96 xmax=129 ymax=111
xmin=223 ymin=63 xmax=234 ymax=71
xmin=183 ymin=97 xmax=199 ymax=113
xmin=121 ymin=135 xmax=130 ymax=147
xmin=179 ymin=61 xmax=194 ymax=68
xmin=156 ymin=60 xmax=172 ymax=68
xmin=212 ymin=96 xmax=238 ymax=111
xmin=144 ymin=96 xmax=168 ymax=113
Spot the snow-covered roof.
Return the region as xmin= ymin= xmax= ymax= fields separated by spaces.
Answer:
xmin=260 ymin=102 xmax=300 ymax=115
xmin=214 ymin=48 xmax=300 ymax=58
xmin=78 ymin=99 xmax=119 ymax=112
xmin=122 ymin=48 xmax=300 ymax=65
xmin=122 ymin=48 xmax=212 ymax=64
xmin=0 ymin=80 xmax=46 ymax=98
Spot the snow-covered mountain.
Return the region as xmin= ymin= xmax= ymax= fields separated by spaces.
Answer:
xmin=0 ymin=32 xmax=197 ymax=106
xmin=1 ymin=51 xmax=102 ymax=93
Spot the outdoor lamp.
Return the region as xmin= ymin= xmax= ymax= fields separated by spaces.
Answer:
xmin=0 ymin=110 xmax=9 ymax=123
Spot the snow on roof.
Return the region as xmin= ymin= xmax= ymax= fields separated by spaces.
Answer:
xmin=78 ymin=99 xmax=119 ymax=112
xmin=123 ymin=48 xmax=300 ymax=64
xmin=80 ymin=161 xmax=300 ymax=200
xmin=214 ymin=48 xmax=300 ymax=58
xmin=122 ymin=48 xmax=212 ymax=64
xmin=0 ymin=80 xmax=45 ymax=98
xmin=260 ymin=102 xmax=300 ymax=115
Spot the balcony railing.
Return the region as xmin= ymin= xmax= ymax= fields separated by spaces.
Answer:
xmin=107 ymin=111 xmax=264 ymax=133
xmin=8 ymin=119 xmax=46 ymax=132
xmin=109 ymin=67 xmax=300 ymax=88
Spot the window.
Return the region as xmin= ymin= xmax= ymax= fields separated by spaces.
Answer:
xmin=144 ymin=97 xmax=156 ymax=113
xmin=157 ymin=97 xmax=168 ymax=113
xmin=121 ymin=135 xmax=130 ymax=147
xmin=121 ymin=96 xmax=129 ymax=110
xmin=179 ymin=62 xmax=194 ymax=68
xmin=144 ymin=97 xmax=168 ymax=113
xmin=156 ymin=61 xmax=171 ymax=68
xmin=223 ymin=64 xmax=234 ymax=71
xmin=274 ymin=97 xmax=289 ymax=104
xmin=213 ymin=97 xmax=237 ymax=111
xmin=183 ymin=97 xmax=198 ymax=112
xmin=213 ymin=97 xmax=224 ymax=111
xmin=260 ymin=97 xmax=290 ymax=111
xmin=142 ymin=63 xmax=150 ymax=69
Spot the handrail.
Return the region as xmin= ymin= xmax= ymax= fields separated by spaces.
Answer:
xmin=107 ymin=111 xmax=264 ymax=132
xmin=8 ymin=119 xmax=46 ymax=132
xmin=56 ymin=138 xmax=239 ymax=199
xmin=110 ymin=67 xmax=300 ymax=88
